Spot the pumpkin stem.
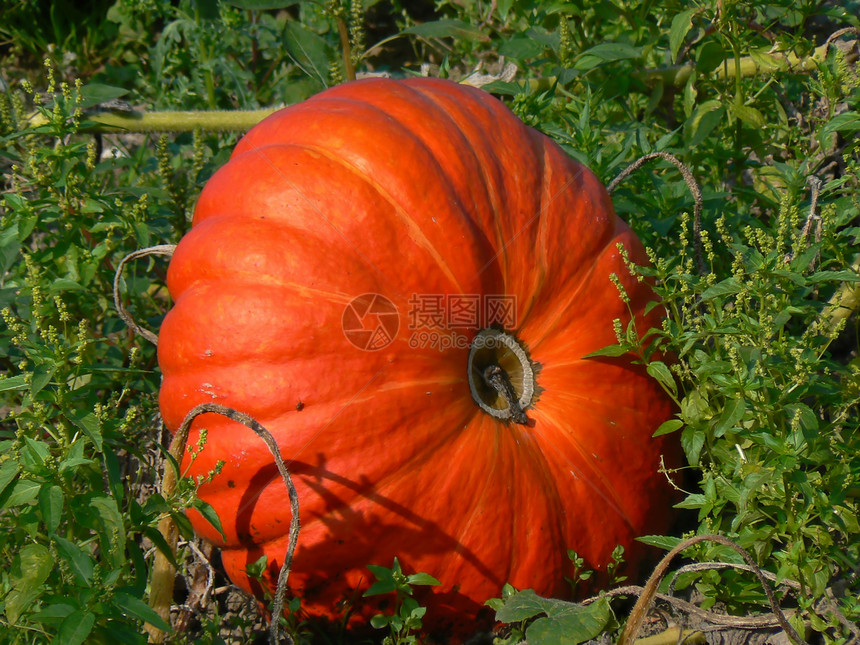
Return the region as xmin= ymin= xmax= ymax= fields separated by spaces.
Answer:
xmin=483 ymin=365 xmax=529 ymax=425
xmin=468 ymin=329 xmax=536 ymax=423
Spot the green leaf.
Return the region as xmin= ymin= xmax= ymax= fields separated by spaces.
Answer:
xmin=4 ymin=587 xmax=40 ymax=624
xmin=646 ymin=361 xmax=677 ymax=395
xmin=822 ymin=111 xmax=860 ymax=143
xmin=0 ymin=374 xmax=28 ymax=392
xmin=0 ymin=224 xmax=21 ymax=274
xmin=363 ymin=578 xmax=397 ymax=597
xmin=22 ymin=436 xmax=50 ymax=471
xmin=170 ymin=507 xmax=196 ymax=540
xmin=370 ymin=613 xmax=390 ymax=629
xmin=696 ymin=40 xmax=726 ymax=73
xmin=33 ymin=602 xmax=77 ymax=622
xmin=808 ymin=269 xmax=860 ymax=283
xmin=481 ymin=80 xmax=524 ymax=96
xmin=284 ymin=20 xmax=330 ymax=86
xmin=142 ymin=492 xmax=172 ymax=516
xmin=730 ymin=103 xmax=765 ymax=128
xmin=401 ymin=19 xmax=487 ymax=42
xmin=5 ymin=545 xmax=52 ymax=622
xmin=67 ymin=411 xmax=103 ymax=451
xmin=653 ymin=419 xmax=683 ymax=437
xmin=246 ymin=554 xmax=268 ymax=578
xmin=112 ymin=591 xmax=171 ymax=631
xmin=58 ymin=439 xmax=95 ymax=473
xmin=54 ymin=536 xmax=95 ymax=586
xmin=3 ymin=478 xmax=41 ymax=507
xmin=39 ymin=483 xmax=64 ymax=535
xmin=749 ymin=50 xmax=783 ymax=71
xmin=713 ymin=399 xmax=747 ymax=438
xmin=499 ymin=35 xmax=546 ymax=60
xmin=30 ymin=362 xmax=57 ymax=396
xmin=700 ymin=277 xmax=742 ymax=301
xmin=575 ymin=43 xmax=641 ymax=71
xmin=637 ymin=534 xmax=683 ymax=550
xmin=676 ymin=493 xmax=706 ymax=509
xmin=496 ymin=0 xmax=514 ymax=20
xmin=78 ymin=84 xmax=129 ymax=110
xmin=788 ymin=403 xmax=819 ymax=433
xmin=582 ymin=344 xmax=630 ymax=358
xmin=90 ymin=495 xmax=126 ymax=566
xmin=406 ymin=572 xmax=441 ymax=587
xmin=669 ymin=9 xmax=697 ymax=61
xmin=407 ymin=603 xmax=427 ymax=620
xmin=50 ymin=278 xmax=86 ymax=293
xmin=222 ymin=0 xmax=300 ymax=9
xmin=54 ymin=611 xmax=96 ymax=645
xmin=684 ymin=100 xmax=724 ymax=147
xmin=0 ymin=458 xmax=21 ymax=496
xmin=13 ymin=543 xmax=53 ymax=588
xmin=495 ymin=588 xmax=552 ymax=623
xmin=681 ymin=426 xmax=705 ymax=466
xmin=526 ymin=597 xmax=613 ymax=644
xmin=682 ymin=72 xmax=698 ymax=118
xmin=694 ymin=360 xmax=732 ymax=378
xmin=192 ymin=497 xmax=226 ymax=541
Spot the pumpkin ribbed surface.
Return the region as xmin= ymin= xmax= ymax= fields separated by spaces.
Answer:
xmin=158 ymin=77 xmax=678 ymax=635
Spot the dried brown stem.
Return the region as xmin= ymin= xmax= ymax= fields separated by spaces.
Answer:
xmin=785 ymin=175 xmax=822 ymax=267
xmin=113 ymin=245 xmax=176 ymax=346
xmin=592 ymin=585 xmax=793 ymax=629
xmin=173 ymin=540 xmax=216 ymax=633
xmin=146 ymin=403 xmax=300 ymax=645
xmin=607 ymin=152 xmax=705 ymax=275
xmin=799 ymin=175 xmax=822 ymax=246
xmin=667 ymin=561 xmax=801 ymax=598
xmin=818 ymin=588 xmax=860 ymax=643
xmin=616 ymin=534 xmax=808 ymax=645
xmin=824 ymin=27 xmax=860 ymax=49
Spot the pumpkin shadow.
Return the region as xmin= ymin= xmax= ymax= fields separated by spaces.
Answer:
xmin=234 ymin=454 xmax=497 ymax=635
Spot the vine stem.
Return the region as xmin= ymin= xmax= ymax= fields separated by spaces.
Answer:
xmin=608 ymin=151 xmax=705 ymax=274
xmin=27 ymin=108 xmax=278 ymax=133
xmin=535 ymin=37 xmax=858 ymax=92
xmin=146 ymin=403 xmax=301 ymax=645
xmin=616 ymin=534 xmax=808 ymax=645
xmin=112 ymin=245 xmax=176 ymax=346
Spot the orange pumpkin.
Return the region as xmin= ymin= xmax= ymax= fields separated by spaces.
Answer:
xmin=158 ymin=77 xmax=679 ymax=636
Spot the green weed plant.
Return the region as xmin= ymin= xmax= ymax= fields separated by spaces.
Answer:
xmin=1 ymin=0 xmax=858 ymax=642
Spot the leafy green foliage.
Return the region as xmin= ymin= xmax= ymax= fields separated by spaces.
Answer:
xmin=363 ymin=558 xmax=440 ymax=645
xmin=488 ymin=588 xmax=615 ymax=645
xmin=1 ymin=0 xmax=859 ymax=643
xmin=0 ymin=59 xmax=250 ymax=644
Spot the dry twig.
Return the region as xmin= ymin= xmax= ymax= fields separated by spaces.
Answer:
xmin=145 ymin=403 xmax=301 ymax=645
xmin=608 ymin=152 xmax=705 ymax=275
xmin=615 ymin=535 xmax=808 ymax=645
xmin=112 ymin=245 xmax=176 ymax=346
